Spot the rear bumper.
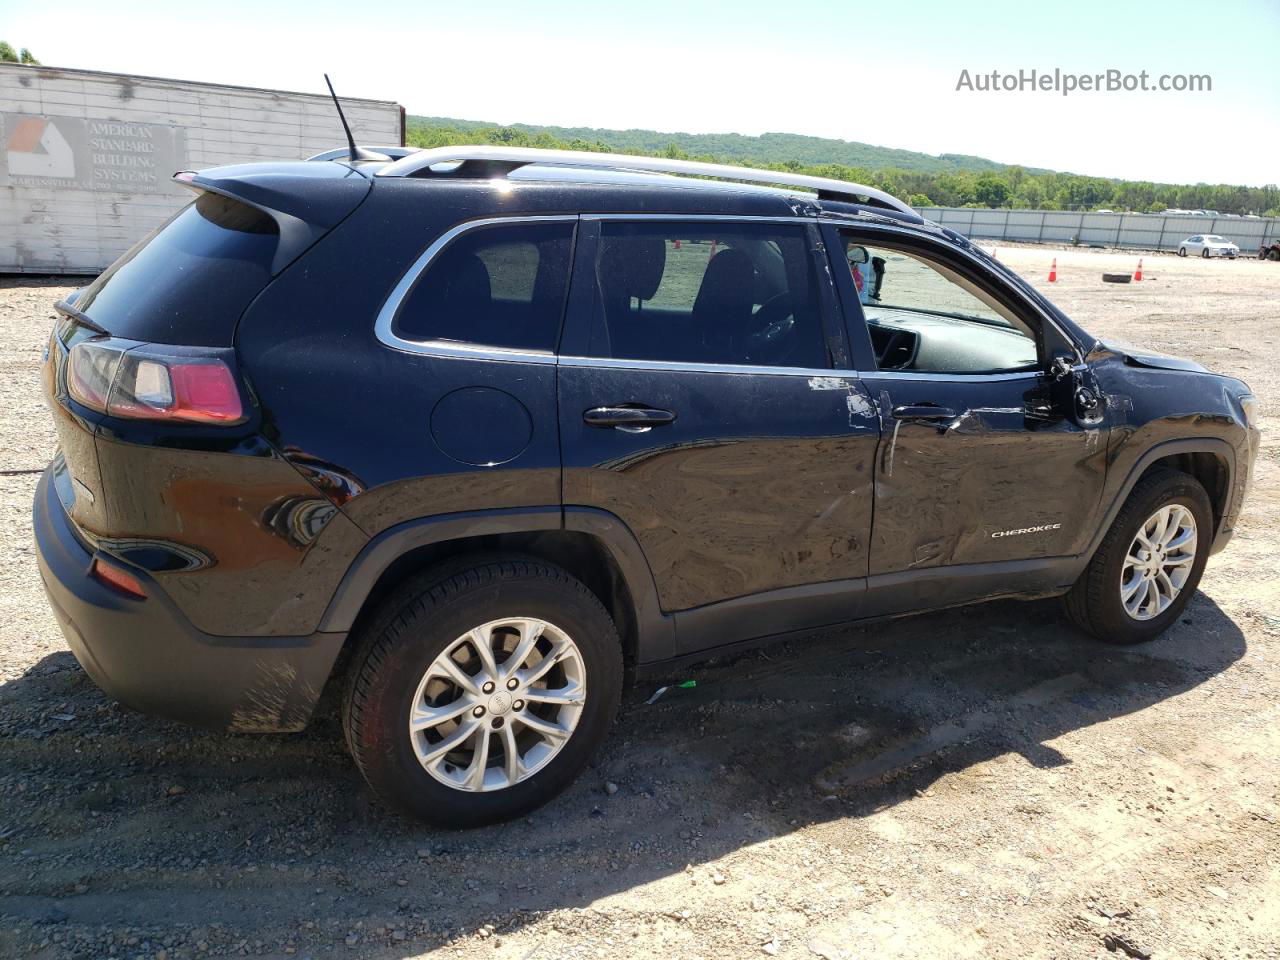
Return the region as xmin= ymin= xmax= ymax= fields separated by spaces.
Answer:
xmin=33 ymin=466 xmax=346 ymax=732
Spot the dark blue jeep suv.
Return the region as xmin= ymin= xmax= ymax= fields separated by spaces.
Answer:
xmin=35 ymin=146 xmax=1259 ymax=826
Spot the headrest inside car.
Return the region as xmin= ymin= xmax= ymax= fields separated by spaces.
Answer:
xmin=601 ymin=235 xmax=667 ymax=302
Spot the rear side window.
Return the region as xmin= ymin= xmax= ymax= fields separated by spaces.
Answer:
xmin=74 ymin=193 xmax=280 ymax=346
xmin=584 ymin=221 xmax=830 ymax=369
xmin=394 ymin=222 xmax=575 ymax=353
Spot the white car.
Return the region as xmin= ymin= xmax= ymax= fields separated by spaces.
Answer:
xmin=1178 ymin=235 xmax=1240 ymax=258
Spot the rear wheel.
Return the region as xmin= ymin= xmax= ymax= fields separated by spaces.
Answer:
xmin=1063 ymin=469 xmax=1212 ymax=645
xmin=343 ymin=558 xmax=623 ymax=827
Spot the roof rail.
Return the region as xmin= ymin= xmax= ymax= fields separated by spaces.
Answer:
xmin=373 ymin=145 xmax=917 ymax=217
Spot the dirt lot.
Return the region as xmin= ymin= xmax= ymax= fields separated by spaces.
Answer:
xmin=1 ymin=245 xmax=1278 ymax=960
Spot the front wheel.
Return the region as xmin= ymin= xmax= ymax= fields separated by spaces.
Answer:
xmin=1178 ymin=247 xmax=1187 ymax=257
xmin=1063 ymin=469 xmax=1212 ymax=644
xmin=1202 ymin=248 xmax=1210 ymax=258
xmin=343 ymin=559 xmax=623 ymax=827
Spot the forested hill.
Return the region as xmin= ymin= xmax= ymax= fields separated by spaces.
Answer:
xmin=407 ymin=115 xmax=1039 ymax=175
xmin=404 ymin=116 xmax=1279 ymax=216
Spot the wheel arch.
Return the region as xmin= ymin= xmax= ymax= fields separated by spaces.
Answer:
xmin=319 ymin=507 xmax=673 ymax=667
xmin=1086 ymin=438 xmax=1235 ymax=562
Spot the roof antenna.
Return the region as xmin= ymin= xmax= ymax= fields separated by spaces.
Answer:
xmin=323 ymin=74 xmax=389 ymax=162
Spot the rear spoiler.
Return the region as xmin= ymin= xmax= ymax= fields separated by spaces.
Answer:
xmin=173 ymin=166 xmax=371 ymax=275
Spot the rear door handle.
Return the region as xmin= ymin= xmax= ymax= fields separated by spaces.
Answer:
xmin=583 ymin=406 xmax=676 ymax=431
xmin=891 ymin=404 xmax=957 ymax=422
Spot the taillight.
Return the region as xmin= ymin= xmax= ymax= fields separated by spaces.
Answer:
xmin=66 ymin=339 xmax=246 ymax=425
xmin=66 ymin=340 xmax=120 ymax=411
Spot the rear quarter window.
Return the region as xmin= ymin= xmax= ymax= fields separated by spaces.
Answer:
xmin=393 ymin=221 xmax=575 ymax=353
xmin=73 ymin=192 xmax=280 ymax=347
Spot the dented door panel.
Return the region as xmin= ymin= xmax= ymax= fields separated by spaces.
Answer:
xmin=860 ymin=373 xmax=1109 ymax=575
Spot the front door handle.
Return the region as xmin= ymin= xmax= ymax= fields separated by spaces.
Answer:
xmin=891 ymin=403 xmax=957 ymax=422
xmin=583 ymin=406 xmax=676 ymax=431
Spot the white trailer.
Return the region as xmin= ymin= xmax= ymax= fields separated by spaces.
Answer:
xmin=0 ymin=64 xmax=403 ymax=274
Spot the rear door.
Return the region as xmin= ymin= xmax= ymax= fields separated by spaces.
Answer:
xmin=557 ymin=217 xmax=880 ymax=655
xmin=824 ymin=224 xmax=1108 ymax=594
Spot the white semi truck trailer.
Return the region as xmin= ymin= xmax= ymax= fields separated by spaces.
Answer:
xmin=0 ymin=64 xmax=403 ymax=274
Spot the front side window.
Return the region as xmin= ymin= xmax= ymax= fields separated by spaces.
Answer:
xmin=395 ymin=221 xmax=574 ymax=352
xmin=585 ymin=221 xmax=830 ymax=369
xmin=840 ymin=234 xmax=1039 ymax=375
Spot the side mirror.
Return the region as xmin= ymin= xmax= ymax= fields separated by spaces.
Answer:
xmin=1049 ymin=355 xmax=1074 ymax=381
xmin=1044 ymin=355 xmax=1106 ymax=426
xmin=846 ymin=245 xmax=870 ymax=265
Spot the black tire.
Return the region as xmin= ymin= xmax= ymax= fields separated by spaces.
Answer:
xmin=1178 ymin=247 xmax=1187 ymax=257
xmin=1269 ymin=249 xmax=1280 ymax=261
xmin=1062 ymin=469 xmax=1212 ymax=645
xmin=343 ymin=558 xmax=623 ymax=827
xmin=1201 ymin=248 xmax=1210 ymax=258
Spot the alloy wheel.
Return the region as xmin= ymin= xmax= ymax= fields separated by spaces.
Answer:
xmin=408 ymin=617 xmax=587 ymax=791
xmin=1120 ymin=504 xmax=1197 ymax=621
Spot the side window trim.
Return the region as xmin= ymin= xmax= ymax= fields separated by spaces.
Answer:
xmin=821 ymin=222 xmax=878 ymax=371
xmin=374 ymin=214 xmax=579 ymax=364
xmin=822 ymin=221 xmax=1077 ymax=379
xmin=560 ymin=215 xmax=849 ymax=375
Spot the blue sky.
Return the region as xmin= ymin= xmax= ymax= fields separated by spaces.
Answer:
xmin=4 ymin=0 xmax=1278 ymax=184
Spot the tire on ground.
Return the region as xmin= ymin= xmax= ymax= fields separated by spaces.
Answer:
xmin=343 ymin=558 xmax=623 ymax=827
xmin=1062 ymin=468 xmax=1212 ymax=645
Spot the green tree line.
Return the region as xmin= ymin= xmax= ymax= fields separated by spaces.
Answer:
xmin=407 ymin=118 xmax=1280 ymax=218
xmin=0 ymin=42 xmax=39 ymax=64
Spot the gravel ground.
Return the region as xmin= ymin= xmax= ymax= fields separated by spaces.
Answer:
xmin=1 ymin=247 xmax=1278 ymax=960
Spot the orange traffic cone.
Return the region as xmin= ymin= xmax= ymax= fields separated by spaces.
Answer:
xmin=1133 ymin=258 xmax=1143 ymax=281
xmin=1048 ymin=258 xmax=1058 ymax=283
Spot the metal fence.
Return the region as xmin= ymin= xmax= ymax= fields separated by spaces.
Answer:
xmin=917 ymin=207 xmax=1280 ymax=254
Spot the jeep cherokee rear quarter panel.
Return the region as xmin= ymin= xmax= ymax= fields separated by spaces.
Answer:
xmin=35 ymin=166 xmax=379 ymax=730
xmin=40 ymin=169 xmax=375 ymax=639
xmin=234 ymin=179 xmax=570 ymax=538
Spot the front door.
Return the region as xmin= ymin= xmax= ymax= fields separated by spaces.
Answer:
xmin=826 ymin=225 xmax=1108 ymax=584
xmin=558 ymin=218 xmax=880 ymax=652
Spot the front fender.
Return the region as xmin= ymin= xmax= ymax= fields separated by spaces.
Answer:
xmin=1087 ymin=436 xmax=1238 ymax=559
